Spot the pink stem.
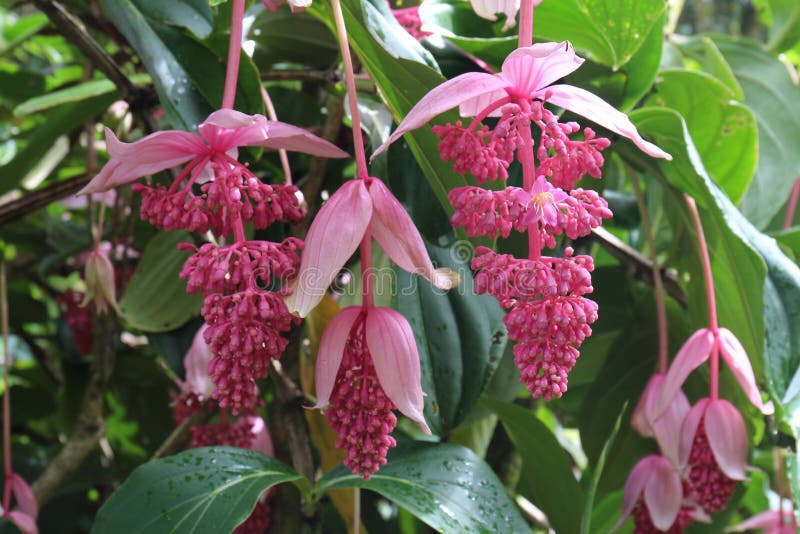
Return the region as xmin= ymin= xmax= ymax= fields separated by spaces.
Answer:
xmin=360 ymin=231 xmax=374 ymax=309
xmin=331 ymin=0 xmax=370 ymax=180
xmin=222 ymin=0 xmax=246 ymax=110
xmin=783 ymin=176 xmax=800 ymax=229
xmin=518 ymin=0 xmax=534 ymax=48
xmin=1 ymin=263 xmax=11 ymax=513
xmin=466 ymin=96 xmax=514 ymax=133
xmin=685 ymin=195 xmax=719 ymax=397
xmin=260 ymin=85 xmax=293 ymax=185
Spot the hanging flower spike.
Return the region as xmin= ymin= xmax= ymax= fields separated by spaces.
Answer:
xmin=2 ymin=473 xmax=38 ymax=534
xmin=284 ymin=177 xmax=459 ymax=317
xmin=728 ymin=509 xmax=797 ymax=534
xmin=392 ymin=5 xmax=430 ymax=40
xmin=78 ymin=109 xmax=347 ymax=196
xmin=80 ymin=247 xmax=120 ymax=315
xmin=631 ymin=372 xmax=690 ymax=468
xmin=314 ymin=306 xmax=430 ymax=478
xmin=679 ymin=398 xmax=749 ymax=513
xmin=374 ymin=41 xmax=671 ymax=162
xmin=653 ymin=328 xmax=772 ymax=418
xmin=469 ymin=0 xmax=543 ymax=31
xmin=615 ymin=455 xmax=689 ymax=533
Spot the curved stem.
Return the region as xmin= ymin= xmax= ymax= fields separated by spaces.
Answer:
xmin=466 ymin=96 xmax=514 ymax=133
xmin=1 ymin=263 xmax=11 ymax=513
xmin=360 ymin=231 xmax=374 ymax=309
xmin=629 ymin=170 xmax=668 ymax=373
xmin=518 ymin=0 xmax=534 ymax=47
xmin=331 ymin=0 xmax=369 ymax=180
xmin=222 ymin=0 xmax=246 ymax=109
xmin=783 ymin=176 xmax=800 ymax=229
xmin=260 ymin=85 xmax=293 ymax=184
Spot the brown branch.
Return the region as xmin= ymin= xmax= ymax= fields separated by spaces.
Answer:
xmin=152 ymin=411 xmax=211 ymax=460
xmin=590 ymin=227 xmax=687 ymax=306
xmin=261 ymin=69 xmax=336 ymax=83
xmin=0 ymin=174 xmax=90 ymax=227
xmin=16 ymin=331 xmax=63 ymax=385
xmin=269 ymin=359 xmax=315 ymax=482
xmin=31 ymin=310 xmax=116 ymax=505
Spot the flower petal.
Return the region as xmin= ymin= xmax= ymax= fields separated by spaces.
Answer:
xmin=367 ymin=179 xmax=459 ymax=290
xmin=365 ymin=307 xmax=431 ymax=435
xmin=198 ymin=109 xmax=270 ymax=149
xmin=543 ymin=84 xmax=672 ymax=160
xmin=284 ymin=180 xmax=372 ymax=317
xmin=679 ymin=398 xmax=710 ymax=470
xmin=501 ymin=42 xmax=584 ymax=97
xmin=643 ymin=456 xmax=683 ymax=531
xmin=652 ymin=385 xmax=691 ymax=468
xmin=10 ymin=473 xmax=37 ymax=519
xmin=654 ymin=329 xmax=714 ymax=418
xmin=183 ymin=324 xmax=216 ymax=399
xmin=8 ymin=511 xmax=37 ymax=534
xmin=615 ymin=455 xmax=658 ymax=531
xmin=704 ymin=399 xmax=748 ymax=480
xmin=373 ymin=72 xmax=510 ymax=158
xmin=255 ymin=120 xmax=349 ymax=158
xmin=718 ymin=328 xmax=770 ymax=414
xmin=469 ymin=0 xmax=520 ymax=30
xmin=314 ymin=306 xmax=363 ymax=408
xmin=727 ymin=510 xmax=782 ymax=532
xmin=78 ymin=128 xmax=204 ymax=195
xmin=245 ymin=415 xmax=275 ymax=457
xmin=631 ymin=374 xmax=661 ymax=439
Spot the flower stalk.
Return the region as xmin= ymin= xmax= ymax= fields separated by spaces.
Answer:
xmin=222 ymin=0 xmax=246 ymax=110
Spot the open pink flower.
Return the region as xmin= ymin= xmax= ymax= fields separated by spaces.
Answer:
xmin=284 ymin=177 xmax=459 ymax=317
xmin=79 ymin=109 xmax=347 ymax=195
xmin=314 ymin=305 xmax=430 ymax=478
xmin=2 ymin=473 xmax=38 ymax=534
xmin=631 ymin=372 xmax=690 ymax=468
xmin=654 ymin=328 xmax=772 ymax=417
xmin=615 ymin=455 xmax=688 ymax=532
xmin=517 ymin=175 xmax=568 ymax=227
xmin=375 ymin=41 xmax=671 ymax=160
xmin=728 ymin=510 xmax=798 ymax=534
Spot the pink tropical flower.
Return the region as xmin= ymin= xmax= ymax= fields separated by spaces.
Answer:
xmin=468 ymin=0 xmax=543 ymax=31
xmin=79 ymin=109 xmax=346 ymax=196
xmin=728 ymin=510 xmax=798 ymax=534
xmin=517 ymin=175 xmax=568 ymax=227
xmin=392 ymin=5 xmax=430 ymax=40
xmin=314 ymin=305 xmax=430 ymax=478
xmin=81 ymin=247 xmax=120 ymax=315
xmin=615 ymin=454 xmax=691 ymax=533
xmin=261 ymin=0 xmax=310 ymax=14
xmin=680 ymin=398 xmax=749 ymax=513
xmin=284 ymin=177 xmax=459 ymax=317
xmin=654 ymin=328 xmax=772 ymax=417
xmin=179 ymin=324 xmax=216 ymax=401
xmin=631 ymin=372 xmax=690 ymax=468
xmin=2 ymin=473 xmax=38 ymax=534
xmin=375 ymin=41 xmax=671 ymax=161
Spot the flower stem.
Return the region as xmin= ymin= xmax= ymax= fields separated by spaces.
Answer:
xmin=222 ymin=0 xmax=246 ymax=110
xmin=685 ymin=195 xmax=719 ymax=398
xmin=331 ymin=0 xmax=370 ymax=180
xmin=1 ymin=262 xmax=12 ymax=514
xmin=518 ymin=104 xmax=541 ymax=260
xmin=518 ymin=0 xmax=534 ymax=47
xmin=360 ymin=231 xmax=374 ymax=309
xmin=628 ymin=169 xmax=668 ymax=373
xmin=260 ymin=85 xmax=293 ymax=185
xmin=783 ymin=176 xmax=800 ymax=229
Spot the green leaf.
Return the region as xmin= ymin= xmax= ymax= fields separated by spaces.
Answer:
xmin=119 ymin=231 xmax=202 ymax=333
xmin=14 ymin=74 xmax=151 ymax=116
xmin=127 ymin=0 xmax=214 ymax=38
xmin=646 ymin=69 xmax=757 ymax=203
xmin=0 ymin=12 xmax=48 ymax=55
xmin=316 ymin=442 xmax=531 ymax=533
xmin=249 ymin=8 xmax=339 ymax=69
xmin=711 ymin=37 xmax=800 ymax=229
xmin=759 ymin=0 xmax=800 ymax=52
xmin=393 ymin=243 xmax=507 ymax=435
xmin=482 ymin=398 xmax=583 ymax=534
xmin=92 ymin=447 xmax=305 ymax=533
xmin=581 ymin=405 xmax=625 ymax=534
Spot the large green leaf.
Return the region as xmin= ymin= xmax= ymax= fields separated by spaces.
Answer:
xmin=756 ymin=0 xmax=800 ymax=53
xmin=482 ymin=398 xmax=583 ymax=534
xmin=250 ymin=8 xmax=339 ymax=69
xmin=710 ymin=37 xmax=800 ymax=229
xmin=119 ymin=231 xmax=202 ymax=333
xmin=646 ymin=69 xmax=757 ymax=203
xmin=92 ymin=447 xmax=305 ymax=533
xmin=14 ymin=74 xmax=151 ymax=116
xmin=393 ymin=243 xmax=507 ymax=435
xmin=315 ymin=442 xmax=531 ymax=533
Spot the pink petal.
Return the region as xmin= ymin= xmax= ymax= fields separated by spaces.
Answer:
xmin=8 ymin=511 xmax=37 ymax=534
xmin=543 ymin=84 xmax=672 ymax=160
xmin=469 ymin=0 xmax=520 ymax=30
xmin=631 ymin=374 xmax=661 ymax=439
xmin=79 ymin=128 xmax=204 ymax=195
xmin=198 ymin=109 xmax=270 ymax=150
xmin=728 ymin=510 xmax=782 ymax=532
xmin=652 ymin=385 xmax=691 ymax=469
xmin=10 ymin=473 xmax=37 ymax=519
xmin=458 ymin=89 xmax=510 ymax=118
xmin=704 ymin=399 xmax=748 ymax=480
xmin=314 ymin=306 xmax=362 ymax=408
xmin=643 ymin=456 xmax=683 ymax=531
xmin=255 ymin=121 xmax=349 ymax=158
xmin=501 ymin=42 xmax=584 ymax=97
xmin=284 ymin=181 xmax=372 ymax=317
xmin=373 ymin=72 xmax=510 ymax=158
xmin=615 ymin=455 xmax=659 ymax=531
xmin=365 ymin=307 xmax=431 ymax=435
xmin=245 ymin=416 xmax=275 ymax=457
xmin=654 ymin=329 xmax=715 ymax=418
xmin=367 ymin=179 xmax=459 ymax=290
xmin=718 ymin=328 xmax=771 ymax=414
xmin=183 ymin=324 xmax=216 ymax=399
xmin=679 ymin=398 xmax=710 ymax=470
